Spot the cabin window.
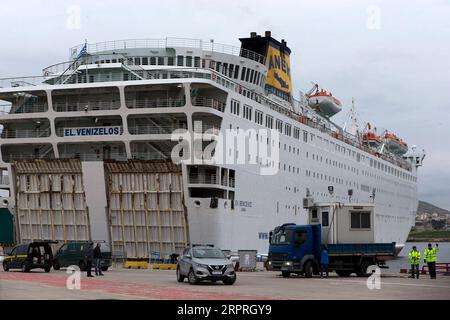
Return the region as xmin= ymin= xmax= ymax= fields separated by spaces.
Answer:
xmin=231 ymin=99 xmax=240 ymax=116
xmin=276 ymin=120 xmax=283 ymax=133
xmin=350 ymin=211 xmax=371 ymax=229
xmin=142 ymin=57 xmax=148 ymax=65
xmin=232 ymin=66 xmax=239 ymax=79
xmin=185 ymin=56 xmax=193 ymax=67
xmin=150 ymin=57 xmax=157 ymax=65
xmin=134 ymin=57 xmax=141 ymax=65
xmin=158 ymin=57 xmax=165 ymax=65
xmin=265 ymin=115 xmax=273 ymax=129
xmin=322 ymin=211 xmax=329 ymax=227
xmin=255 ymin=110 xmax=263 ymax=125
xmin=303 ymin=131 xmax=308 ymax=143
xmin=249 ymin=69 xmax=254 ymax=83
xmin=177 ymin=55 xmax=184 ymax=66
xmin=245 ymin=68 xmax=251 ymax=82
xmin=241 ymin=67 xmax=247 ymax=80
xmin=168 ymin=57 xmax=174 ymax=66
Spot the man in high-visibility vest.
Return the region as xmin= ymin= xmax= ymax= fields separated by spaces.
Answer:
xmin=424 ymin=243 xmax=439 ymax=279
xmin=408 ymin=246 xmax=421 ymax=279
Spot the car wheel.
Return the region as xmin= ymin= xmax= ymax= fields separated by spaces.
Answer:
xmin=22 ymin=263 xmax=30 ymax=273
xmin=176 ymin=267 xmax=185 ymax=283
xmin=223 ymin=275 xmax=237 ymax=285
xmin=101 ymin=266 xmax=109 ymax=272
xmin=53 ymin=260 xmax=60 ymax=270
xmin=188 ymin=269 xmax=199 ymax=285
xmin=3 ymin=262 xmax=9 ymax=272
xmin=304 ymin=261 xmax=313 ymax=278
xmin=79 ymin=261 xmax=86 ymax=272
xmin=44 ymin=266 xmax=51 ymax=273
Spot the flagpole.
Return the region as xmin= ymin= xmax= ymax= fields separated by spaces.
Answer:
xmin=85 ymin=39 xmax=88 ymax=83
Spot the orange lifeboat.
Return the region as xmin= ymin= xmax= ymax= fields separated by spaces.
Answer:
xmin=307 ymin=89 xmax=342 ymax=117
xmin=383 ymin=133 xmax=408 ymax=155
xmin=362 ymin=131 xmax=381 ymax=148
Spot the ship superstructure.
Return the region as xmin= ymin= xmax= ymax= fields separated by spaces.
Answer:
xmin=0 ymin=32 xmax=425 ymax=257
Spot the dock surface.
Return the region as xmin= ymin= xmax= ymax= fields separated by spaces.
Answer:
xmin=1 ymin=268 xmax=449 ymax=300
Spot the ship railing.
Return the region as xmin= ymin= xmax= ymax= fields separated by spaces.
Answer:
xmin=128 ymin=124 xmax=187 ymax=135
xmin=189 ymin=174 xmax=218 ymax=185
xmin=196 ymin=124 xmax=221 ymax=135
xmin=53 ymin=100 xmax=121 ymax=112
xmin=69 ymin=38 xmax=265 ymax=65
xmin=6 ymin=153 xmax=55 ymax=162
xmin=59 ymin=153 xmax=127 ymax=161
xmin=0 ymin=128 xmax=51 ymax=139
xmin=0 ymin=175 xmax=9 ymax=185
xmin=131 ymin=152 xmax=170 ymax=160
xmin=0 ymin=76 xmax=55 ymax=88
xmin=42 ymin=61 xmax=77 ymax=76
xmin=8 ymin=104 xmax=48 ymax=114
xmin=0 ymin=105 xmax=11 ymax=114
xmin=125 ymin=97 xmax=185 ymax=109
xmin=191 ymin=97 xmax=225 ymax=112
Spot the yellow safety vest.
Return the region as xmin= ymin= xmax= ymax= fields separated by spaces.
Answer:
xmin=408 ymin=250 xmax=420 ymax=265
xmin=424 ymin=247 xmax=439 ymax=263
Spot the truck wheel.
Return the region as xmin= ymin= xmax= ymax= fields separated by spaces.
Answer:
xmin=336 ymin=270 xmax=352 ymax=277
xmin=304 ymin=261 xmax=313 ymax=278
xmin=3 ymin=262 xmax=9 ymax=272
xmin=44 ymin=266 xmax=51 ymax=273
xmin=356 ymin=260 xmax=373 ymax=277
xmin=53 ymin=260 xmax=60 ymax=270
xmin=101 ymin=267 xmax=109 ymax=272
xmin=281 ymin=271 xmax=291 ymax=278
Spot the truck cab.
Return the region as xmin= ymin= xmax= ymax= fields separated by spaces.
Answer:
xmin=268 ymin=224 xmax=321 ymax=278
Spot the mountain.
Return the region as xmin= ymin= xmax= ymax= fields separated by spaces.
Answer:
xmin=417 ymin=200 xmax=450 ymax=216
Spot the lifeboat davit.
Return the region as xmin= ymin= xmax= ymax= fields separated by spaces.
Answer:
xmin=362 ymin=131 xmax=381 ymax=148
xmin=383 ymin=133 xmax=408 ymax=155
xmin=307 ymin=90 xmax=342 ymax=117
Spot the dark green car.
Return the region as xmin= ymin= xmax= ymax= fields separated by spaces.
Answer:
xmin=53 ymin=241 xmax=112 ymax=272
xmin=2 ymin=241 xmax=55 ymax=272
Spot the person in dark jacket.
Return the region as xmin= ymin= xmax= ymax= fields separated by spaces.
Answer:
xmin=85 ymin=242 xmax=94 ymax=277
xmin=320 ymin=245 xmax=329 ymax=278
xmin=94 ymin=243 xmax=104 ymax=276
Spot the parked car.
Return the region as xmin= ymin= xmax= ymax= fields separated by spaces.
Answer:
xmin=2 ymin=241 xmax=55 ymax=272
xmin=176 ymin=245 xmax=236 ymax=285
xmin=53 ymin=241 xmax=112 ymax=272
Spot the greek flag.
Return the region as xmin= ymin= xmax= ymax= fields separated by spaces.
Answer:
xmin=76 ymin=44 xmax=87 ymax=60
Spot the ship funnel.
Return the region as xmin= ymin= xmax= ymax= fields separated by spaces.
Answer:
xmin=265 ymin=31 xmax=272 ymax=37
xmin=250 ymin=32 xmax=257 ymax=38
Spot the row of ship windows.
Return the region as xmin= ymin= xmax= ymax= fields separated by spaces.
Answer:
xmin=98 ymin=55 xmax=265 ymax=87
xmin=230 ymin=99 xmax=416 ymax=183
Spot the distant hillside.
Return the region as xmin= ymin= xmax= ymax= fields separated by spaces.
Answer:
xmin=418 ymin=200 xmax=450 ymax=216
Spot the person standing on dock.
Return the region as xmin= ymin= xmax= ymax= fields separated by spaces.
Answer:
xmin=320 ymin=245 xmax=329 ymax=278
xmin=94 ymin=243 xmax=104 ymax=276
xmin=408 ymin=246 xmax=421 ymax=279
xmin=85 ymin=242 xmax=95 ymax=277
xmin=424 ymin=243 xmax=439 ymax=279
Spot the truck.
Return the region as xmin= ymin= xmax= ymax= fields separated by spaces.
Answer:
xmin=266 ymin=202 xmax=397 ymax=277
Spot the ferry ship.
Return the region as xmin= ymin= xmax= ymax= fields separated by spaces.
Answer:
xmin=0 ymin=32 xmax=425 ymax=257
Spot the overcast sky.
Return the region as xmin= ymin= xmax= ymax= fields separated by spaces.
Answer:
xmin=1 ymin=0 xmax=449 ymax=209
